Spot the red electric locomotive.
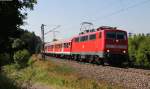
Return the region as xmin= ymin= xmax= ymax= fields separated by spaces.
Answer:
xmin=71 ymin=26 xmax=128 ymax=64
xmin=44 ymin=26 xmax=128 ymax=65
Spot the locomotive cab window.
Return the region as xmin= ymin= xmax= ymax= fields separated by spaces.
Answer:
xmin=89 ymin=34 xmax=96 ymax=40
xmin=116 ymin=32 xmax=126 ymax=40
xmin=106 ymin=32 xmax=116 ymax=39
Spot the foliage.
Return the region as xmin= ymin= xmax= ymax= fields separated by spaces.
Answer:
xmin=0 ymin=53 xmax=10 ymax=66
xmin=13 ymin=49 xmax=30 ymax=68
xmin=128 ymin=34 xmax=150 ymax=68
xmin=12 ymin=38 xmax=25 ymax=50
xmin=20 ymin=30 xmax=42 ymax=54
xmin=11 ymin=30 xmax=41 ymax=68
xmin=2 ymin=56 xmax=123 ymax=89
xmin=0 ymin=0 xmax=42 ymax=68
xmin=27 ymin=58 xmax=34 ymax=66
xmin=0 ymin=0 xmax=37 ymax=53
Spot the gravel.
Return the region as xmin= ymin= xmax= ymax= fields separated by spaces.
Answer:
xmin=48 ymin=57 xmax=150 ymax=89
xmin=30 ymin=83 xmax=53 ymax=89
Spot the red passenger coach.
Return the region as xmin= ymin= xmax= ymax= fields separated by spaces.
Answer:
xmin=44 ymin=39 xmax=72 ymax=57
xmin=44 ymin=26 xmax=128 ymax=65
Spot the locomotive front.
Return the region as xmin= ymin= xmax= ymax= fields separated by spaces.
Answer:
xmin=103 ymin=29 xmax=128 ymax=65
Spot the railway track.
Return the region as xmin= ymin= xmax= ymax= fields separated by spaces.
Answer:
xmin=45 ymin=56 xmax=150 ymax=89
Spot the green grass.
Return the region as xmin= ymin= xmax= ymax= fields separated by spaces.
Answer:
xmin=2 ymin=55 xmax=124 ymax=89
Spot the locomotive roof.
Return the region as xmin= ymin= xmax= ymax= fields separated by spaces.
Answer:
xmin=73 ymin=28 xmax=126 ymax=38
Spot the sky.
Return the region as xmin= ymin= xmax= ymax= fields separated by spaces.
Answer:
xmin=22 ymin=0 xmax=150 ymax=42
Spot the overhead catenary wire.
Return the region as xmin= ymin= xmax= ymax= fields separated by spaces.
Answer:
xmin=44 ymin=25 xmax=61 ymax=35
xmin=44 ymin=25 xmax=61 ymax=41
xmin=93 ymin=0 xmax=150 ymax=22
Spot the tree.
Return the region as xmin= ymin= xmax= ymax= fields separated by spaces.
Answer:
xmin=128 ymin=34 xmax=150 ymax=68
xmin=20 ymin=30 xmax=42 ymax=54
xmin=0 ymin=0 xmax=37 ymax=70
xmin=0 ymin=0 xmax=37 ymax=53
xmin=13 ymin=49 xmax=30 ymax=68
xmin=136 ymin=37 xmax=150 ymax=67
xmin=12 ymin=38 xmax=25 ymax=50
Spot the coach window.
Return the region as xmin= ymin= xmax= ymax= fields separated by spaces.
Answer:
xmin=64 ymin=43 xmax=70 ymax=48
xmin=68 ymin=42 xmax=71 ymax=47
xmin=64 ymin=43 xmax=67 ymax=48
xmin=57 ymin=45 xmax=59 ymax=48
xmin=89 ymin=34 xmax=96 ymax=40
xmin=66 ymin=43 xmax=68 ymax=48
xmin=67 ymin=43 xmax=69 ymax=48
xmin=68 ymin=43 xmax=70 ymax=47
xmin=57 ymin=44 xmax=59 ymax=48
xmin=64 ymin=43 xmax=65 ymax=48
xmin=57 ymin=44 xmax=60 ymax=48
xmin=48 ymin=46 xmax=50 ymax=49
xmin=75 ymin=37 xmax=79 ymax=42
xmin=63 ymin=43 xmax=65 ymax=48
xmin=55 ymin=45 xmax=57 ymax=48
xmin=60 ymin=44 xmax=62 ymax=48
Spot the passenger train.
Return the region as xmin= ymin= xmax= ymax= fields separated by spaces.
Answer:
xmin=44 ymin=26 xmax=128 ymax=65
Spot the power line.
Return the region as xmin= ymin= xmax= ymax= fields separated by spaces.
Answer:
xmin=44 ymin=25 xmax=61 ymax=41
xmin=94 ymin=0 xmax=150 ymax=22
xmin=44 ymin=25 xmax=61 ymax=35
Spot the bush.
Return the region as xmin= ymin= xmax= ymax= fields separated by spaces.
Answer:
xmin=27 ymin=57 xmax=36 ymax=66
xmin=12 ymin=38 xmax=25 ymax=50
xmin=128 ymin=34 xmax=150 ymax=68
xmin=13 ymin=49 xmax=30 ymax=68
xmin=136 ymin=39 xmax=150 ymax=67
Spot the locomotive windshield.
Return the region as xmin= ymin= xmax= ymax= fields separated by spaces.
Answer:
xmin=106 ymin=32 xmax=126 ymax=40
xmin=106 ymin=32 xmax=116 ymax=39
xmin=116 ymin=32 xmax=126 ymax=40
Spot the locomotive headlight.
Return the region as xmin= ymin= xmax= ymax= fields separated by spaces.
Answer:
xmin=123 ymin=50 xmax=126 ymax=53
xmin=107 ymin=49 xmax=110 ymax=52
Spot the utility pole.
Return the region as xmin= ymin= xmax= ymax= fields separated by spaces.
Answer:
xmin=41 ymin=24 xmax=46 ymax=60
xmin=40 ymin=24 xmax=60 ymax=59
